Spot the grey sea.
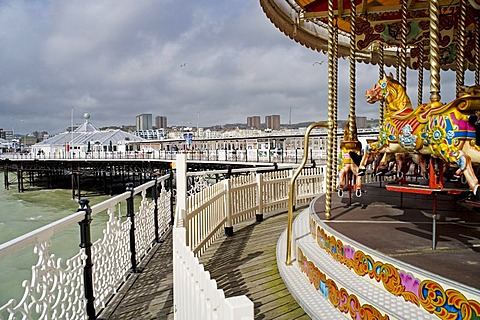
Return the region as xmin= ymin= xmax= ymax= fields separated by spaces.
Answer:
xmin=0 ymin=172 xmax=112 ymax=306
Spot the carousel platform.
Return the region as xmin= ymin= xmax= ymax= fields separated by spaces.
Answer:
xmin=277 ymin=182 xmax=480 ymax=319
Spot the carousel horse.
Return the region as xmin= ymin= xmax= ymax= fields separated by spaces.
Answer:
xmin=336 ymin=117 xmax=369 ymax=197
xmin=394 ymin=152 xmax=428 ymax=181
xmin=357 ymin=74 xmax=480 ymax=197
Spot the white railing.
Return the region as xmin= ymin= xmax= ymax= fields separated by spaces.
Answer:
xmin=0 ymin=175 xmax=172 ymax=319
xmin=173 ymin=228 xmax=253 ymax=320
xmin=172 ymin=154 xmax=325 ymax=320
xmin=182 ymin=166 xmax=325 ymax=256
xmin=1 ymin=148 xmax=322 ymax=164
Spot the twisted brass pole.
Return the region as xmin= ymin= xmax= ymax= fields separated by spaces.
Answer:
xmin=332 ymin=23 xmax=339 ymax=192
xmin=429 ymin=0 xmax=441 ymax=103
xmin=418 ymin=43 xmax=425 ymax=105
xmin=400 ymin=0 xmax=408 ymax=88
xmin=456 ymin=0 xmax=467 ymax=95
xmin=379 ymin=43 xmax=385 ymax=126
xmin=325 ymin=0 xmax=335 ymax=220
xmin=476 ymin=17 xmax=480 ymax=86
xmin=396 ymin=48 xmax=400 ymax=81
xmin=349 ymin=0 xmax=357 ymax=138
xmin=286 ymin=122 xmax=328 ymax=265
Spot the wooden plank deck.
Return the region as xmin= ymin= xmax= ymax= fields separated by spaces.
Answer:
xmin=100 ymin=211 xmax=308 ymax=319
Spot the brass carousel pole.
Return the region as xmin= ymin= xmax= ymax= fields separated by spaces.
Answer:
xmin=400 ymin=0 xmax=408 ymax=87
xmin=418 ymin=42 xmax=425 ymax=105
xmin=332 ymin=22 xmax=339 ymax=192
xmin=349 ymin=0 xmax=357 ymax=137
xmin=379 ymin=43 xmax=385 ymax=126
xmin=325 ymin=0 xmax=336 ymax=219
xmin=429 ymin=0 xmax=441 ymax=104
xmin=455 ymin=0 xmax=467 ymax=94
xmin=475 ymin=17 xmax=480 ymax=86
xmin=396 ymin=48 xmax=400 ymax=81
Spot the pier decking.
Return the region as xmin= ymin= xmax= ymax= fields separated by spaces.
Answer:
xmin=99 ymin=211 xmax=307 ymax=319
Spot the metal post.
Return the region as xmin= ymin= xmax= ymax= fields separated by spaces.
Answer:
xmin=78 ymin=198 xmax=96 ymax=319
xmin=432 ymin=193 xmax=437 ymax=250
xmin=152 ymin=179 xmax=160 ymax=243
xmin=169 ymin=169 xmax=175 ymax=225
xmin=126 ymin=183 xmax=140 ymax=273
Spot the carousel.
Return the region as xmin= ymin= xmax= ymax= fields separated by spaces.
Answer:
xmin=260 ymin=0 xmax=480 ymax=319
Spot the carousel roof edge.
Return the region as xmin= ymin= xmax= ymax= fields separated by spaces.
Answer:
xmin=259 ymin=0 xmax=405 ymax=66
xmin=259 ymin=0 xmax=469 ymax=71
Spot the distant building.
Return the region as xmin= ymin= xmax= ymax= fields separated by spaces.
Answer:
xmin=3 ymin=130 xmax=14 ymax=141
xmin=247 ymin=116 xmax=261 ymax=130
xmin=136 ymin=114 xmax=153 ymax=130
xmin=32 ymin=131 xmax=49 ymax=142
xmin=135 ymin=129 xmax=167 ymax=140
xmin=265 ymin=115 xmax=281 ymax=130
xmin=33 ymin=114 xmax=145 ymax=156
xmin=356 ymin=116 xmax=367 ymax=128
xmin=21 ymin=135 xmax=38 ymax=147
xmin=155 ymin=116 xmax=168 ymax=129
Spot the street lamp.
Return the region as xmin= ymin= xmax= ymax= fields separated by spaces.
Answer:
xmin=71 ymin=106 xmax=74 ymax=157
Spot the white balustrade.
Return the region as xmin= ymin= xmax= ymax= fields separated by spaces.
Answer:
xmin=0 ymin=174 xmax=172 ymax=319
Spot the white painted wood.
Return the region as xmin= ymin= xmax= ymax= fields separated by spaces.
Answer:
xmin=173 ymin=227 xmax=253 ymax=320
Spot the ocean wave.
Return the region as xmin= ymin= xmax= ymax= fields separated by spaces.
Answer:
xmin=27 ymin=215 xmax=43 ymax=221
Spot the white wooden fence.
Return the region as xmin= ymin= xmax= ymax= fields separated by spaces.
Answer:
xmin=172 ymin=154 xmax=326 ymax=320
xmin=173 ymin=227 xmax=254 ymax=320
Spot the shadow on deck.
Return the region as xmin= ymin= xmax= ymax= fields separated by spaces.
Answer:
xmin=99 ymin=211 xmax=308 ymax=320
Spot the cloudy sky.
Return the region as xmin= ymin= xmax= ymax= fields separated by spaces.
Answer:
xmin=0 ymin=0 xmax=475 ymax=135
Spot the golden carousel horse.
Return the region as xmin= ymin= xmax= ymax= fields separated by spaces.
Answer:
xmin=357 ymin=74 xmax=480 ymax=197
xmin=337 ymin=118 xmax=363 ymax=197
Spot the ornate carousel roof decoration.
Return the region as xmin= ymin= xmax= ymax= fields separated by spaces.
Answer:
xmin=260 ymin=0 xmax=479 ymax=70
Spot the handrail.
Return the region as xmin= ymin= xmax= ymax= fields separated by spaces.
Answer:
xmin=0 ymin=174 xmax=170 ymax=260
xmin=286 ymin=122 xmax=328 ymax=265
xmin=0 ymin=173 xmax=172 ymax=319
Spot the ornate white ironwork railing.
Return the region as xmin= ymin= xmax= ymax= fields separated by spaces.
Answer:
xmin=0 ymin=174 xmax=172 ymax=319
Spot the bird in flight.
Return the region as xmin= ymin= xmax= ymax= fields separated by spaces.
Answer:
xmin=180 ymin=63 xmax=186 ymax=67
xmin=312 ymin=61 xmax=324 ymax=66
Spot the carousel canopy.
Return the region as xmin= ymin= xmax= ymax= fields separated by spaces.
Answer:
xmin=260 ymin=0 xmax=479 ymax=70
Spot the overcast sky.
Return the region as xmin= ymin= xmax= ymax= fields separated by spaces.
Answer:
xmin=0 ymin=0 xmax=475 ymax=135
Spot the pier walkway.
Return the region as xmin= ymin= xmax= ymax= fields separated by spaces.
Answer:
xmin=99 ymin=211 xmax=307 ymax=319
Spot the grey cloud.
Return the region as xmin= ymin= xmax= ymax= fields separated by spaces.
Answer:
xmin=0 ymin=0 xmax=475 ymax=135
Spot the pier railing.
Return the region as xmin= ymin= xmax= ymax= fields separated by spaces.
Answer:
xmin=2 ymin=148 xmax=324 ymax=164
xmin=0 ymin=174 xmax=172 ymax=319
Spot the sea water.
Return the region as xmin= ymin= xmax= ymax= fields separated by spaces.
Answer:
xmin=0 ymin=172 xmax=113 ymax=307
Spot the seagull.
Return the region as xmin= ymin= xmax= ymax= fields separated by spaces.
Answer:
xmin=312 ymin=61 xmax=324 ymax=66
xmin=180 ymin=63 xmax=186 ymax=67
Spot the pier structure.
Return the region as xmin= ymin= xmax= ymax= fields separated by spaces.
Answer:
xmin=0 ymin=156 xmax=282 ymax=197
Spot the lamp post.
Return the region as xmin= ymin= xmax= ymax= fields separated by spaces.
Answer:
xmin=71 ymin=106 xmax=74 ymax=158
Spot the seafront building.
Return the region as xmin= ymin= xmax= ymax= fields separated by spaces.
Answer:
xmin=136 ymin=113 xmax=153 ymax=130
xmin=32 ymin=114 xmax=145 ymax=157
xmin=22 ymin=112 xmax=379 ymax=161
xmin=246 ymin=115 xmax=261 ymax=129
xmin=155 ymin=116 xmax=168 ymax=129
xmin=265 ymin=114 xmax=281 ymax=130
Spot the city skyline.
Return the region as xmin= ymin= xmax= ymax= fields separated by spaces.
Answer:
xmin=0 ymin=0 xmax=472 ymax=135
